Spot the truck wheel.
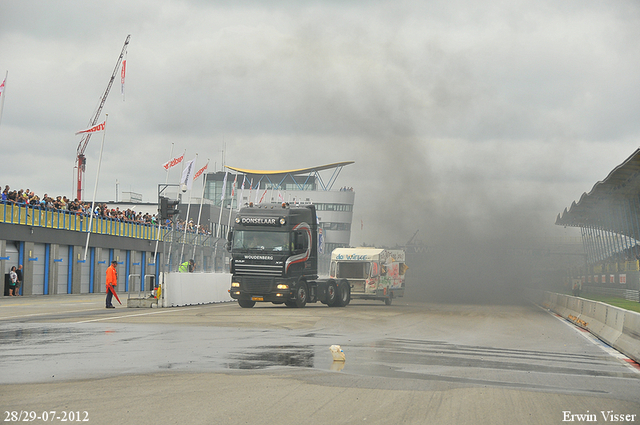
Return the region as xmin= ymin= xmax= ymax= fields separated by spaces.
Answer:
xmin=335 ymin=279 xmax=351 ymax=307
xmin=294 ymin=281 xmax=308 ymax=308
xmin=238 ymin=299 xmax=256 ymax=308
xmin=326 ymin=280 xmax=338 ymax=307
xmin=385 ymin=295 xmax=393 ymax=306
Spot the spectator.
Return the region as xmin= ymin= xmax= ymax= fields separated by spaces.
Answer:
xmin=9 ymin=266 xmax=18 ymax=296
xmin=16 ymin=265 xmax=23 ymax=296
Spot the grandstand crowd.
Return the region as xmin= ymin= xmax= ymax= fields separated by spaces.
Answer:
xmin=1 ymin=185 xmax=212 ymax=235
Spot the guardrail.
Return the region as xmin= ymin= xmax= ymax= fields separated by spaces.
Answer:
xmin=582 ymin=286 xmax=640 ymax=302
xmin=541 ymin=291 xmax=640 ymax=363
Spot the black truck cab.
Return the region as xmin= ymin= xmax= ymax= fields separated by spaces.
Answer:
xmin=228 ymin=202 xmax=349 ymax=308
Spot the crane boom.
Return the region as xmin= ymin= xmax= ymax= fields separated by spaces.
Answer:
xmin=76 ymin=34 xmax=130 ymax=201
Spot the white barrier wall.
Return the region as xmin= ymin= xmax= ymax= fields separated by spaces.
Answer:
xmin=161 ymin=272 xmax=233 ymax=307
xmin=542 ymin=291 xmax=640 ymax=363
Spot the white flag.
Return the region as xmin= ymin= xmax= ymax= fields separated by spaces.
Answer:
xmin=162 ymin=153 xmax=184 ymax=170
xmin=239 ymin=175 xmax=246 ymax=206
xmin=180 ymin=158 xmax=196 ymax=191
xmin=220 ymin=171 xmax=228 ymax=201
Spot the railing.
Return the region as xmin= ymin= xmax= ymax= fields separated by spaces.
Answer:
xmin=162 ymin=228 xmax=217 ymax=248
xmin=621 ymin=260 xmax=640 ymax=272
xmin=582 ymin=286 xmax=640 ymax=302
xmin=0 ymin=201 xmax=167 ymax=241
xmin=589 ymin=260 xmax=639 ymax=274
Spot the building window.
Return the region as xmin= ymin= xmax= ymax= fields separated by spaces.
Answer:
xmin=316 ymin=203 xmax=352 ymax=212
xmin=322 ymin=222 xmax=351 ymax=231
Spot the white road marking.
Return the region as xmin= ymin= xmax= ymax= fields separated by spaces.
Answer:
xmin=0 ymin=308 xmax=103 ymax=321
xmin=536 ymin=303 xmax=640 ymax=375
xmin=74 ymin=306 xmax=203 ymax=323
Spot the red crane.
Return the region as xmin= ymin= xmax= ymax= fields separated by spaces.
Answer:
xmin=76 ymin=34 xmax=130 ymax=201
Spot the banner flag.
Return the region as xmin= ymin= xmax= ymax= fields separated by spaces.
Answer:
xmin=0 ymin=72 xmax=6 ymax=127
xmin=180 ymin=157 xmax=196 ymax=191
xmin=193 ymin=162 xmax=208 ymax=180
xmin=258 ymin=188 xmax=268 ymax=204
xmin=162 ymin=153 xmax=184 ymax=170
xmin=220 ymin=171 xmax=228 ymax=201
xmin=120 ymin=56 xmax=127 ymax=100
xmin=75 ymin=121 xmax=106 ymax=135
xmin=231 ymin=174 xmax=237 ymax=197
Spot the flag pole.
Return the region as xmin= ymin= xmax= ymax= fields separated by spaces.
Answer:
xmin=166 ymin=149 xmax=186 ymax=272
xmin=213 ymin=168 xmax=228 ymax=272
xmin=216 ymin=169 xmax=228 ymax=238
xmin=154 ymin=142 xmax=174 ymax=264
xmin=84 ymin=114 xmax=108 ymax=261
xmin=226 ymin=174 xmax=237 ymax=234
xmin=192 ymin=159 xmax=209 ymax=261
xmin=179 ymin=154 xmax=197 ymax=265
xmin=226 ymin=178 xmax=235 ymax=234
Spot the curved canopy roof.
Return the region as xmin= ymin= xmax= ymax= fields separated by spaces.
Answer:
xmin=225 ymin=161 xmax=355 ymax=176
xmin=556 ymin=148 xmax=640 ymax=229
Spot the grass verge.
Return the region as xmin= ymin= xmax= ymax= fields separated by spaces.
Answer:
xmin=579 ymin=294 xmax=640 ymax=314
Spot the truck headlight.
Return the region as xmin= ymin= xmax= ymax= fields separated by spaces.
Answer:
xmin=231 ymin=282 xmax=240 ymax=288
xmin=276 ymin=284 xmax=289 ymax=290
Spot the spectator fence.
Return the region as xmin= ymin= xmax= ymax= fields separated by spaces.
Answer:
xmin=0 ymin=201 xmax=166 ymax=241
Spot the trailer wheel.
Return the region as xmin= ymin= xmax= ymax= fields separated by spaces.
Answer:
xmin=238 ymin=299 xmax=256 ymax=308
xmin=294 ymin=281 xmax=308 ymax=308
xmin=335 ymin=279 xmax=351 ymax=307
xmin=326 ymin=280 xmax=338 ymax=307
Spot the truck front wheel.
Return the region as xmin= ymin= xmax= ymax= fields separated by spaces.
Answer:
xmin=238 ymin=299 xmax=256 ymax=308
xmin=326 ymin=280 xmax=338 ymax=307
xmin=294 ymin=281 xmax=308 ymax=308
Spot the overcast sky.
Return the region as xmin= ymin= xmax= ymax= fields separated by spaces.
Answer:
xmin=1 ymin=0 xmax=639 ymax=247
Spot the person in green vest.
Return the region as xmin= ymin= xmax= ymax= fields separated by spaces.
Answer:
xmin=179 ymin=259 xmax=195 ymax=273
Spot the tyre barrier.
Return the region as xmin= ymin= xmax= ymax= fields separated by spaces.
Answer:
xmin=542 ymin=291 xmax=640 ymax=363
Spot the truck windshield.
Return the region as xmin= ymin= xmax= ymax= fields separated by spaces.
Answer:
xmin=336 ymin=262 xmax=371 ymax=279
xmin=232 ymin=230 xmax=291 ymax=252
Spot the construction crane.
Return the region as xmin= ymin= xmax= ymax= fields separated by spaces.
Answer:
xmin=75 ymin=34 xmax=130 ymax=202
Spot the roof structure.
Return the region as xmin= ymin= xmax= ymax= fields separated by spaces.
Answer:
xmin=556 ymin=148 xmax=640 ymax=263
xmin=556 ymin=148 xmax=640 ymax=231
xmin=225 ymin=161 xmax=355 ymax=191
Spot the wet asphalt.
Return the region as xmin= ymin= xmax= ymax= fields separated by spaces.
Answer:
xmin=1 ymin=294 xmax=639 ymax=424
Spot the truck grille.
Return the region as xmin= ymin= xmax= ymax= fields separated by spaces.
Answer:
xmin=234 ymin=263 xmax=283 ymax=277
xmin=242 ymin=277 xmax=274 ymax=294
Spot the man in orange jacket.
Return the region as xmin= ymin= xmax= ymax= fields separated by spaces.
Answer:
xmin=106 ymin=260 xmax=118 ymax=308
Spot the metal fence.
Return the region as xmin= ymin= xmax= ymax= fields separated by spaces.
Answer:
xmin=162 ymin=228 xmax=228 ymax=273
